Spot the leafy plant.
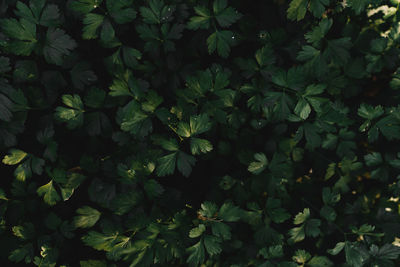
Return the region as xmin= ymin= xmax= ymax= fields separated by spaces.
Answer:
xmin=1 ymin=0 xmax=400 ymax=266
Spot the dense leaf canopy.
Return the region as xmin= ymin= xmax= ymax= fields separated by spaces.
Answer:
xmin=1 ymin=0 xmax=400 ymax=266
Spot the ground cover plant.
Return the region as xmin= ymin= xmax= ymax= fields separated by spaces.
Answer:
xmin=2 ymin=0 xmax=400 ymax=266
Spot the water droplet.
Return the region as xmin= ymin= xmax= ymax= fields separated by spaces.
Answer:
xmin=94 ymin=4 xmax=97 ymax=8
xmin=168 ymin=8 xmax=171 ymax=11
xmin=258 ymin=121 xmax=261 ymax=126
xmin=232 ymin=36 xmax=235 ymax=39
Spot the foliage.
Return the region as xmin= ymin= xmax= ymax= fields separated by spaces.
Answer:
xmin=1 ymin=0 xmax=400 ymax=266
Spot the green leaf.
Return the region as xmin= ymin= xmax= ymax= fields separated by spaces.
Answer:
xmin=328 ymin=242 xmax=345 ymax=255
xmin=190 ymin=114 xmax=211 ymax=135
xmin=190 ymin=138 xmax=213 ymax=155
xmin=37 ymin=180 xmax=61 ymax=206
xmin=156 ymin=152 xmax=177 ymax=177
xmin=12 ymin=223 xmax=35 ymax=240
xmin=266 ymin=198 xmax=291 ymax=223
xmin=322 ymin=187 xmax=340 ymax=205
xmin=294 ymin=98 xmax=312 ymax=120
xmin=326 ymin=37 xmax=352 ymax=66
xmin=82 ymin=13 xmax=104 ymax=39
xmin=186 ymin=240 xmax=205 ymax=266
xmin=293 ymin=249 xmax=311 ymax=264
xmin=110 ymin=191 xmax=141 ymax=215
xmin=187 ymin=6 xmax=212 ymax=30
xmin=9 ymin=243 xmax=34 ymax=263
xmin=80 ymin=260 xmax=107 ymax=267
xmin=141 ymin=90 xmax=163 ymax=113
xmin=248 ymin=152 xmax=268 ymax=175
xmin=207 ymin=30 xmax=235 ymax=58
xmin=305 ymin=219 xmax=321 ymax=237
xmin=15 ymin=0 xmax=60 ymax=27
xmin=106 ymin=0 xmax=137 ymax=24
xmin=320 ymin=205 xmax=336 ymax=221
xmin=73 ymin=206 xmax=101 ymax=228
xmin=199 ymin=201 xmax=218 ymax=218
xmin=119 ymin=100 xmax=152 ymax=137
xmin=43 ymin=28 xmax=77 ymax=65
xmin=308 ymin=256 xmax=333 ymax=267
xmin=100 ymin=19 xmax=115 ymax=42
xmin=177 ymin=151 xmax=196 ymax=177
xmin=214 ymin=0 xmax=242 ymax=28
xmin=177 ymin=122 xmax=191 ymax=137
xmin=289 ymin=225 xmax=305 ymax=243
xmin=255 ymin=45 xmax=276 ymax=67
xmin=211 ymin=222 xmax=231 ymax=240
xmin=305 ymin=19 xmax=332 ymax=46
xmin=345 ymin=242 xmax=365 ymax=267
xmin=287 ymin=0 xmax=308 ymax=21
xmin=309 ymin=0 xmax=330 ymax=18
xmin=189 ymin=224 xmax=206 ymax=238
xmin=122 ymin=46 xmax=142 ymax=68
xmin=377 ymin=243 xmax=400 ymax=260
xmin=70 ymin=62 xmax=97 ymax=90
xmin=348 ymin=0 xmax=369 ymax=15
xmin=219 ymin=202 xmax=241 ymax=222
xmin=358 ymin=104 xmax=384 ymax=120
xmin=69 ymin=0 xmax=103 ymax=14
xmin=2 ymin=149 xmax=27 ymax=165
xmin=364 ymin=152 xmax=383 ymax=166
xmin=0 ymin=18 xmax=37 ymax=55
xmin=0 ymin=57 xmax=11 ymax=74
xmin=203 ymin=235 xmax=222 ymax=255
xmin=55 ymin=94 xmax=84 ymax=129
xmin=294 ymin=208 xmax=310 ymax=224
xmin=82 ymin=231 xmax=119 ymax=251
xmin=84 ymin=88 xmax=105 ymax=108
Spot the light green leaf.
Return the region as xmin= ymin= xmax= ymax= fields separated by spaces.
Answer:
xmin=190 ymin=138 xmax=213 ymax=155
xmin=199 ymin=201 xmax=219 ymax=218
xmin=327 ymin=242 xmax=345 ymax=255
xmin=248 ymin=152 xmax=268 ymax=175
xmin=293 ymin=249 xmax=311 ymax=264
xmin=189 ymin=224 xmax=206 ymax=238
xmin=294 ymin=208 xmax=310 ymax=224
xmin=289 ymin=225 xmax=305 ymax=243
xmin=177 ymin=122 xmax=191 ymax=137
xmin=190 ymin=114 xmax=211 ymax=135
xmin=187 ymin=6 xmax=211 ymax=30
xmin=287 ymin=0 xmax=308 ymax=21
xmin=73 ymin=206 xmax=101 ymax=228
xmin=82 ymin=231 xmax=119 ymax=251
xmin=2 ymin=149 xmax=27 ymax=165
xmin=294 ymin=98 xmax=312 ymax=120
xmin=37 ymin=180 xmax=61 ymax=206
